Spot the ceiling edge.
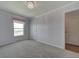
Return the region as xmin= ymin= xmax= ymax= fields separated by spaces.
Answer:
xmin=35 ymin=2 xmax=78 ymax=18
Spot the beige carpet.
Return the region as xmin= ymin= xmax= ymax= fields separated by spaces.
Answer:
xmin=0 ymin=40 xmax=79 ymax=58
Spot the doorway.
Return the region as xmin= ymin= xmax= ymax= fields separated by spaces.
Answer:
xmin=65 ymin=10 xmax=79 ymax=53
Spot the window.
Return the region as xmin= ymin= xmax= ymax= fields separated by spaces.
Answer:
xmin=13 ymin=20 xmax=24 ymax=36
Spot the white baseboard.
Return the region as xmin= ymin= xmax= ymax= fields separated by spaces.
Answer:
xmin=34 ymin=39 xmax=65 ymax=49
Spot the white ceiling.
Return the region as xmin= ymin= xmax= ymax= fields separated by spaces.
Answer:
xmin=0 ymin=1 xmax=76 ymax=17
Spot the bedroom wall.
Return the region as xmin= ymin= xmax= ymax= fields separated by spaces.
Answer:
xmin=30 ymin=8 xmax=65 ymax=49
xmin=0 ymin=10 xmax=29 ymax=46
xmin=30 ymin=2 xmax=79 ymax=49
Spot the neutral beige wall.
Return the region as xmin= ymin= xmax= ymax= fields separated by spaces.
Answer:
xmin=65 ymin=10 xmax=79 ymax=46
xmin=30 ymin=7 xmax=65 ymax=49
xmin=30 ymin=2 xmax=79 ymax=49
xmin=0 ymin=10 xmax=29 ymax=46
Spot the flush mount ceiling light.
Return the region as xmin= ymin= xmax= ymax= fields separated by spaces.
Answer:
xmin=25 ymin=1 xmax=37 ymax=9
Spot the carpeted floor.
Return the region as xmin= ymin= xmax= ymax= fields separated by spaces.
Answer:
xmin=0 ymin=40 xmax=79 ymax=58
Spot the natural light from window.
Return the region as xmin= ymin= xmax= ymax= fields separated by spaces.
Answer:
xmin=13 ymin=20 xmax=24 ymax=36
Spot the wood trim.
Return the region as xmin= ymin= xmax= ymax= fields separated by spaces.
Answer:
xmin=65 ymin=43 xmax=79 ymax=47
xmin=65 ymin=43 xmax=79 ymax=53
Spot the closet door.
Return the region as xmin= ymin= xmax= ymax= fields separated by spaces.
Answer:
xmin=65 ymin=11 xmax=79 ymax=46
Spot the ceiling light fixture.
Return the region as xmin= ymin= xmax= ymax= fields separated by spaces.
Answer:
xmin=25 ymin=1 xmax=36 ymax=9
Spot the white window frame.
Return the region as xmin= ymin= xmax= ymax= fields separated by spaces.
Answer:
xmin=13 ymin=20 xmax=24 ymax=37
